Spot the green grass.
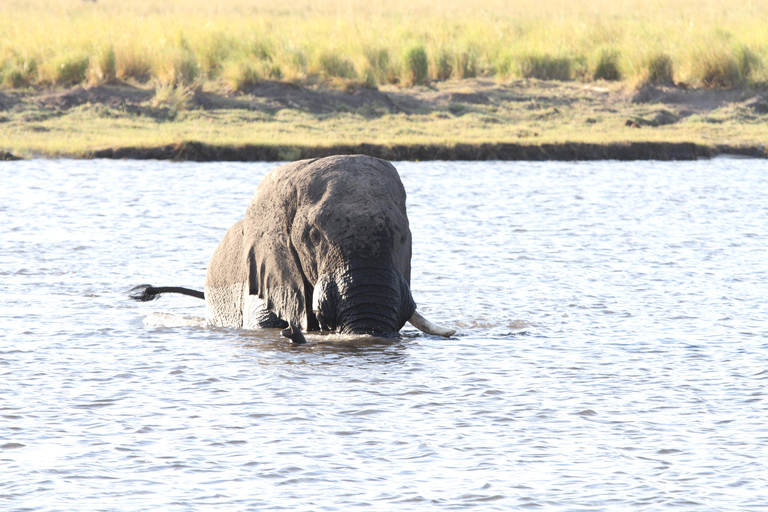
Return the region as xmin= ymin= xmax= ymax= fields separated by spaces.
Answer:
xmin=5 ymin=108 xmax=762 ymax=158
xmin=518 ymin=54 xmax=573 ymax=81
xmin=403 ymin=45 xmax=429 ymax=86
xmin=644 ymin=54 xmax=676 ymax=85
xmin=1 ymin=0 xmax=767 ymax=91
xmin=592 ymin=49 xmax=621 ymax=81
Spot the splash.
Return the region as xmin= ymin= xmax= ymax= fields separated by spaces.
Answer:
xmin=143 ymin=312 xmax=207 ymax=328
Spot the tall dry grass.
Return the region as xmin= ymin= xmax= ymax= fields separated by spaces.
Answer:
xmin=1 ymin=0 xmax=766 ymax=90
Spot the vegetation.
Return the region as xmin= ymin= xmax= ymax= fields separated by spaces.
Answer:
xmin=1 ymin=0 xmax=766 ymax=159
xmin=1 ymin=0 xmax=767 ymax=91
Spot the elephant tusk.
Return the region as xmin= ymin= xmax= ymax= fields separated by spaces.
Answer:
xmin=408 ymin=310 xmax=456 ymax=338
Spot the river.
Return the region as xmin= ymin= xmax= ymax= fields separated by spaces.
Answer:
xmin=2 ymin=158 xmax=767 ymax=511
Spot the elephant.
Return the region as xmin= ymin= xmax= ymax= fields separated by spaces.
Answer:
xmin=129 ymin=155 xmax=455 ymax=342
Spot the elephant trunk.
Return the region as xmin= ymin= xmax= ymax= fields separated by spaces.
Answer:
xmin=336 ymin=287 xmax=407 ymax=335
xmin=313 ymin=267 xmax=415 ymax=336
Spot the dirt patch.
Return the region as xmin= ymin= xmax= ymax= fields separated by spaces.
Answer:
xmin=34 ymin=84 xmax=154 ymax=110
xmin=743 ymin=96 xmax=768 ymax=114
xmin=0 ymin=91 xmax=19 ymax=111
xmin=432 ymin=91 xmax=490 ymax=104
xmin=188 ymin=90 xmax=222 ymax=110
xmin=631 ymin=109 xmax=682 ymax=127
xmin=24 ymin=79 xmax=762 ymax=120
xmin=237 ymin=81 xmax=402 ymax=114
xmin=18 ymin=79 xmax=768 ymax=121
xmin=630 ymin=84 xmax=760 ymax=114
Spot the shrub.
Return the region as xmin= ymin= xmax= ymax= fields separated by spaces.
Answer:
xmin=289 ymin=48 xmax=307 ymax=72
xmin=267 ymin=62 xmax=284 ymax=80
xmin=452 ymin=48 xmax=478 ymax=79
xmin=116 ymin=48 xmax=152 ymax=82
xmin=736 ymin=45 xmax=760 ymax=81
xmin=1 ymin=57 xmax=35 ymax=88
xmin=363 ymin=46 xmax=391 ymax=85
xmin=220 ymin=58 xmax=262 ymax=91
xmin=431 ymin=47 xmax=453 ymax=80
xmin=691 ymin=47 xmax=742 ymax=87
xmin=403 ymin=44 xmax=429 ymax=85
xmin=360 ymin=64 xmax=377 ymax=88
xmin=41 ymin=53 xmax=89 ymax=86
xmin=519 ymin=54 xmax=571 ymax=80
xmin=593 ymin=48 xmax=621 ymax=81
xmin=152 ymin=83 xmax=194 ymax=113
xmin=317 ymin=53 xmax=356 ymax=80
xmin=197 ymin=34 xmax=228 ymax=78
xmin=494 ymin=51 xmax=514 ymax=78
xmin=2 ymin=68 xmax=26 ymax=88
xmin=158 ymin=49 xmax=199 ymax=86
xmin=645 ymin=53 xmax=675 ymax=85
xmin=248 ymin=39 xmax=274 ymax=61
xmin=277 ymin=47 xmax=308 ymax=82
xmin=220 ymin=57 xmax=284 ymax=90
xmin=86 ymin=46 xmax=117 ymax=85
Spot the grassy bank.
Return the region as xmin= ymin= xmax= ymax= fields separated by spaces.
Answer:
xmin=2 ymin=0 xmax=768 ymax=90
xmin=1 ymin=79 xmax=766 ymax=159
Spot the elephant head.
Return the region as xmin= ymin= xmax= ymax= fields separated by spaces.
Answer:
xmin=204 ymin=155 xmax=454 ymax=338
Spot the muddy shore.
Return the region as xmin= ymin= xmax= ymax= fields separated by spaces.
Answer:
xmin=82 ymin=140 xmax=764 ymax=162
xmin=2 ymin=139 xmax=766 ymax=162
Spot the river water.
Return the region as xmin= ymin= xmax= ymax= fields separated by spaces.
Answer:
xmin=2 ymin=158 xmax=767 ymax=511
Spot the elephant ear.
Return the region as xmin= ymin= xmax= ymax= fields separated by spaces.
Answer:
xmin=246 ymin=229 xmax=312 ymax=331
xmin=244 ymin=163 xmax=316 ymax=331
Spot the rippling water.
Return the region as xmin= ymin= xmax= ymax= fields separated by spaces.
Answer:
xmin=2 ymin=158 xmax=767 ymax=511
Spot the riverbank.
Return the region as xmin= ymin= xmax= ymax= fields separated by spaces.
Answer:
xmin=2 ymin=78 xmax=766 ymax=161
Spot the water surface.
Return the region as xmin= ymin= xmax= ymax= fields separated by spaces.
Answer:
xmin=2 ymin=158 xmax=767 ymax=511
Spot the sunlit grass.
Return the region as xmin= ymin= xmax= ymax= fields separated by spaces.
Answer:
xmin=1 ymin=0 xmax=767 ymax=90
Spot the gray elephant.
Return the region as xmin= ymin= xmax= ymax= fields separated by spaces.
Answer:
xmin=129 ymin=155 xmax=454 ymax=342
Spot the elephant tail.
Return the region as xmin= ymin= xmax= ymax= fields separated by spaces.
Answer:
xmin=128 ymin=284 xmax=205 ymax=301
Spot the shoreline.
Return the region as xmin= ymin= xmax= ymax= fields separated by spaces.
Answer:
xmin=89 ymin=141 xmax=768 ymax=162
xmin=4 ymin=141 xmax=766 ymax=162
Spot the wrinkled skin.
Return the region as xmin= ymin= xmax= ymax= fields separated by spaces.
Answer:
xmin=204 ymin=155 xmax=417 ymax=336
